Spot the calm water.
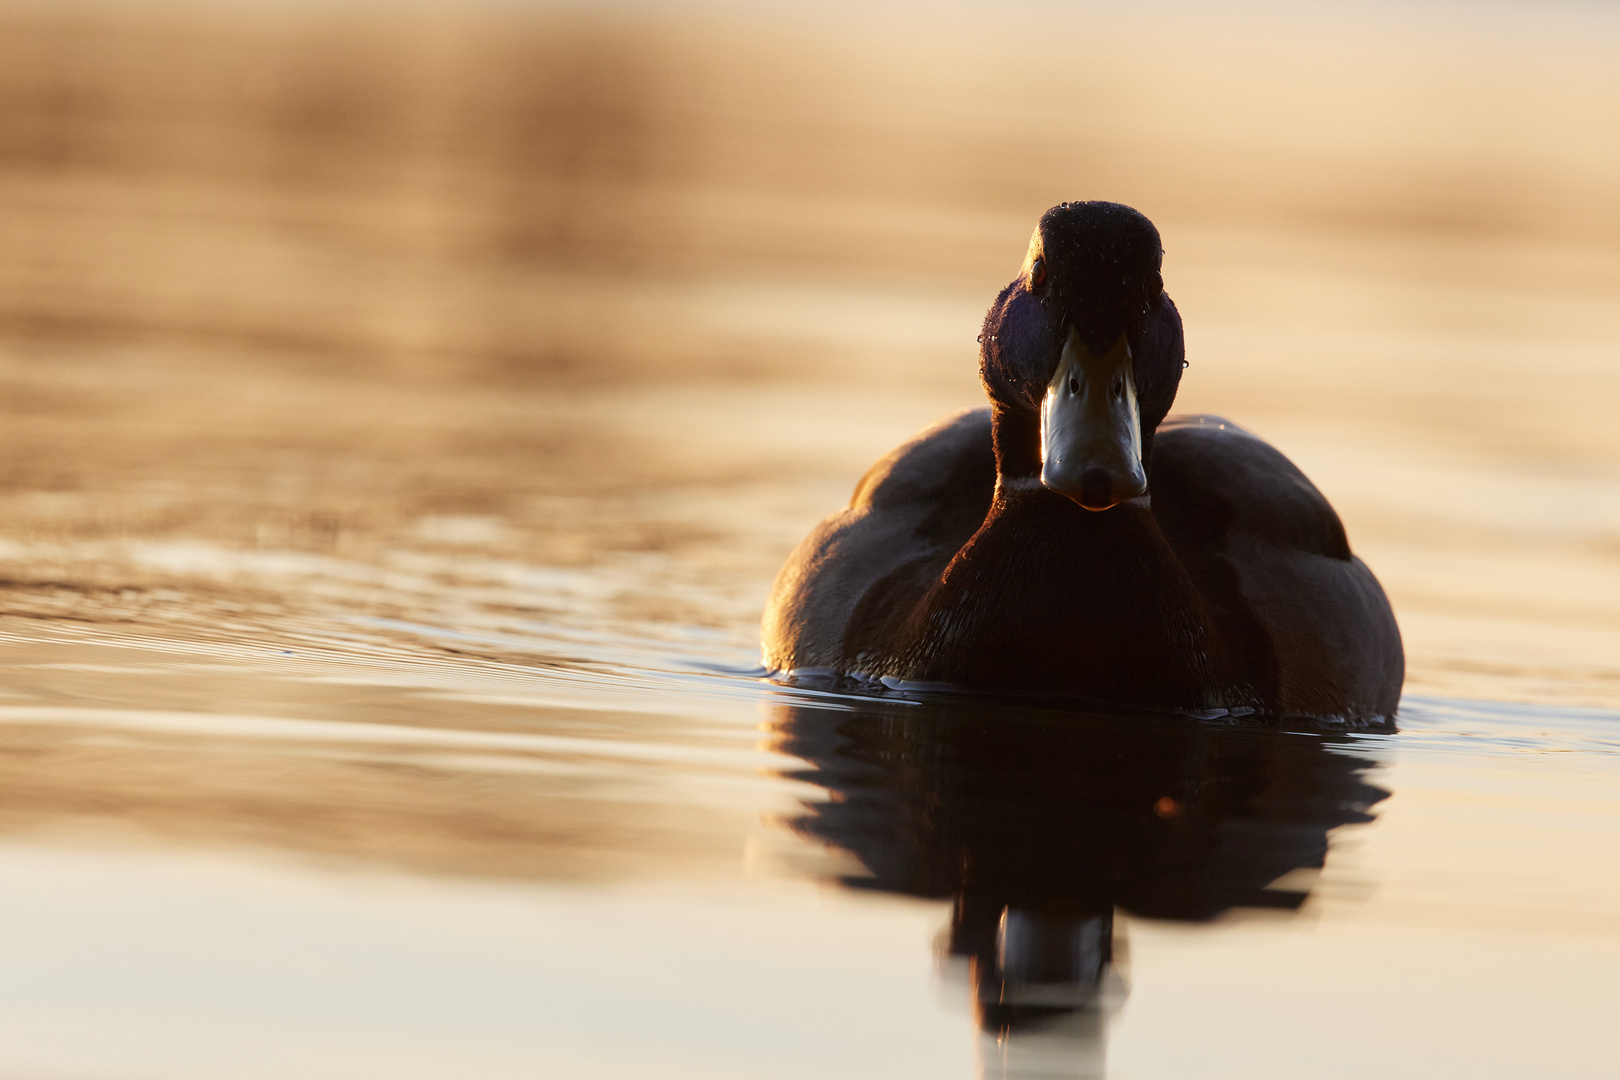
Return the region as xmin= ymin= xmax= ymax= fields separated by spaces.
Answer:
xmin=0 ymin=0 xmax=1617 ymax=1076
xmin=0 ymin=609 xmax=1615 ymax=1079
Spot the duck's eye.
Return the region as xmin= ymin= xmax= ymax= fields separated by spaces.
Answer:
xmin=1068 ymin=374 xmax=1079 ymax=396
xmin=1029 ymin=258 xmax=1047 ymax=288
xmin=1111 ymin=374 xmax=1124 ymax=401
xmin=1146 ymin=271 xmax=1164 ymax=304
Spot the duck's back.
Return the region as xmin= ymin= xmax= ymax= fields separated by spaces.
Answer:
xmin=761 ymin=408 xmax=996 ymax=675
xmin=1150 ymin=415 xmax=1404 ymax=719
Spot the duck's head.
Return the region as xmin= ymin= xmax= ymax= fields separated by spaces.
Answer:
xmin=978 ymin=201 xmax=1185 ymax=510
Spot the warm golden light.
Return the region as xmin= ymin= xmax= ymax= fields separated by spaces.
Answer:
xmin=0 ymin=2 xmax=1611 ymax=1077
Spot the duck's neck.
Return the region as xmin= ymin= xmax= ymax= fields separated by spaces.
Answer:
xmin=990 ymin=403 xmax=1044 ymax=482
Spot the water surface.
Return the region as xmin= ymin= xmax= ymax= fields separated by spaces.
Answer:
xmin=0 ymin=616 xmax=1616 ymax=1079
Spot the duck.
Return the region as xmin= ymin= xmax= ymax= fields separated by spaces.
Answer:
xmin=761 ymin=201 xmax=1403 ymax=721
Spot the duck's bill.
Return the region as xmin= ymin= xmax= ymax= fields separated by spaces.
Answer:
xmin=1039 ymin=329 xmax=1147 ymax=511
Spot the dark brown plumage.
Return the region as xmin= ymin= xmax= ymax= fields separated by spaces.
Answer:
xmin=762 ymin=202 xmax=1403 ymax=721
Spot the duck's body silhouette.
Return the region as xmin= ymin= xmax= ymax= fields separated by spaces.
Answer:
xmin=762 ymin=202 xmax=1403 ymax=720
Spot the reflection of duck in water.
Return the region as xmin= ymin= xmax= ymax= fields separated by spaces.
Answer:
xmin=768 ymin=696 xmax=1388 ymax=1074
xmin=762 ymin=201 xmax=1402 ymax=720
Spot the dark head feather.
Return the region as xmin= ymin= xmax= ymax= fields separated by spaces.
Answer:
xmin=977 ymin=201 xmax=1185 ymax=467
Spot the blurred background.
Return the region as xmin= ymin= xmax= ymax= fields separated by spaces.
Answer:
xmin=0 ymin=0 xmax=1616 ymax=707
xmin=0 ymin=2 xmax=1616 ymax=1077
xmin=3 ymin=0 xmax=1620 ymax=709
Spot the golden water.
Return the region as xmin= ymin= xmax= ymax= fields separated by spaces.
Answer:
xmin=0 ymin=1 xmax=1616 ymax=1076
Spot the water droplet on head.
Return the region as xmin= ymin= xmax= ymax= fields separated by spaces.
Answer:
xmin=976 ymin=334 xmax=983 ymax=343
xmin=1182 ymin=360 xmax=1190 ymax=368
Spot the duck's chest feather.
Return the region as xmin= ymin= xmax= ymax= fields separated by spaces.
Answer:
xmin=878 ymin=489 xmax=1246 ymax=710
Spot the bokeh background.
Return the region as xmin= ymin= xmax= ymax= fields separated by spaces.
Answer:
xmin=0 ymin=5 xmax=1617 ymax=1076
xmin=1 ymin=0 xmax=1618 ymax=707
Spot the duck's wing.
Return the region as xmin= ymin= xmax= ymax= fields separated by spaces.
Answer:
xmin=1151 ymin=415 xmax=1404 ymax=719
xmin=762 ymin=407 xmax=996 ymax=675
